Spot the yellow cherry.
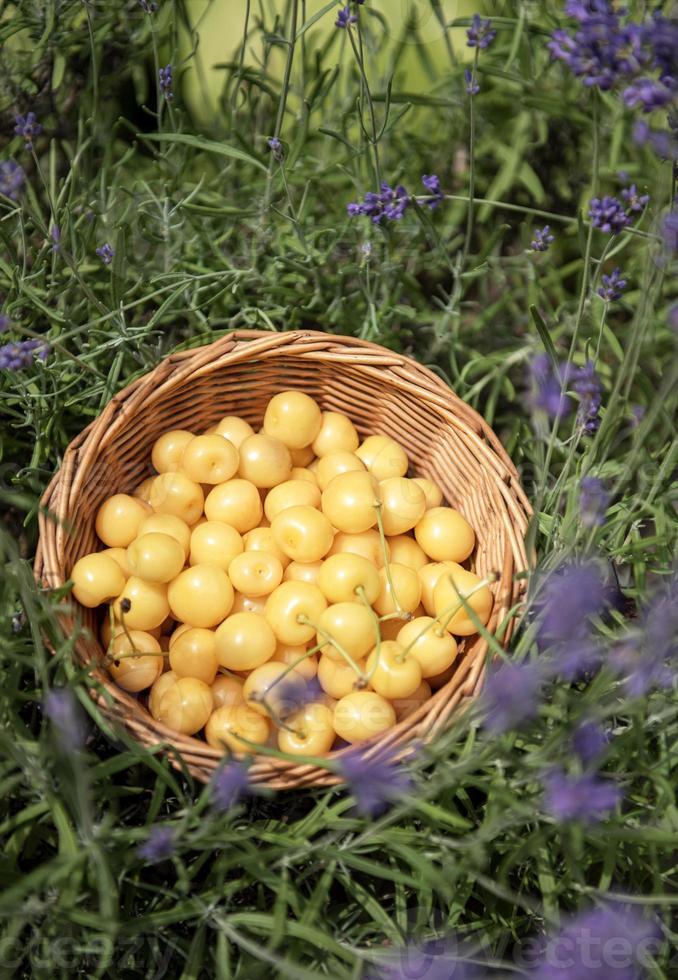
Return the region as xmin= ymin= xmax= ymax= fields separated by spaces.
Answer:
xmin=214 ymin=612 xmax=276 ymax=670
xmin=211 ymin=674 xmax=245 ymax=709
xmin=396 ymin=616 xmax=458 ymax=678
xmin=317 ymin=603 xmax=377 ymax=661
xmin=355 ymin=435 xmax=408 ymax=481
xmin=333 ymin=691 xmax=396 ymax=743
xmin=412 ymin=477 xmax=443 ymax=510
xmin=321 ymin=471 xmax=379 ymax=534
xmin=149 ymin=670 xmax=178 ymax=719
xmin=283 ymin=560 xmax=324 ymax=585
xmin=205 ymin=704 xmax=269 ymax=754
xmin=317 ymin=553 xmax=381 ymax=605
xmin=317 ymin=654 xmax=366 ymax=699
xmin=386 ymin=534 xmax=427 ymax=571
xmin=127 ymin=532 xmax=185 ymax=584
xmin=393 ymin=679 xmax=432 ymax=721
xmin=414 ymin=507 xmax=476 ymax=563
xmin=433 ymin=566 xmax=493 ymax=636
xmin=243 ymin=662 xmax=306 ymax=716
xmin=112 ymin=576 xmax=170 ymax=630
xmin=168 ymin=621 xmax=192 ymax=648
xmin=189 ymin=520 xmax=243 ymax=570
xmin=228 ymin=551 xmax=283 ymax=597
xmin=231 ymin=592 xmax=267 ymax=616
xmin=168 ymin=627 xmax=219 ymax=684
xmin=263 ymin=389 xmax=322 ymax=449
xmin=167 ymin=564 xmax=234 ymax=628
xmin=149 ymin=472 xmax=204 ymax=526
xmin=156 ymin=677 xmax=213 ymax=735
xmin=379 ymin=478 xmax=426 ymax=536
xmin=151 ymin=430 xmax=195 ymax=473
xmin=242 ymin=526 xmax=290 ymax=569
xmin=179 ymin=434 xmax=239 ymax=485
xmin=316 ymin=452 xmax=366 ymax=492
xmin=373 ymin=563 xmax=422 ymax=616
xmin=213 ymin=415 xmax=255 ymax=449
xmin=290 ymin=466 xmax=318 ymax=485
xmin=327 ymin=529 xmax=388 ymax=568
xmin=71 ymin=553 xmax=126 ymax=607
xmin=278 ymin=703 xmax=336 ymax=756
xmin=138 ymin=513 xmax=191 ymax=558
xmin=366 ymin=640 xmax=422 ymax=699
xmin=264 ymin=582 xmax=327 ymax=645
xmin=311 ymin=410 xmax=359 ymax=457
xmin=271 ymin=644 xmax=318 ymax=680
xmin=204 ymin=479 xmax=262 ymax=533
xmin=271 ymin=505 xmax=334 ymax=563
xmin=418 ymin=561 xmax=463 ymax=615
xmin=95 ymin=494 xmax=151 ymax=548
xmin=289 ymin=444 xmax=316 ymax=467
xmin=133 ymin=477 xmax=155 ymax=504
xmin=109 ymin=631 xmax=164 ymax=692
xmin=264 ymin=479 xmax=321 ymax=521
xmin=238 ymin=434 xmax=292 ymax=488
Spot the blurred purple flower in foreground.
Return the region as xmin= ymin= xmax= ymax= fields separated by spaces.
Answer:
xmin=661 ymin=207 xmax=678 ymax=252
xmin=138 ymin=826 xmax=175 ymax=862
xmin=572 ymin=718 xmax=610 ymax=767
xmin=532 ymin=905 xmax=661 ymax=979
xmin=211 ymin=761 xmax=250 ymax=811
xmin=537 ymin=561 xmax=607 ymax=644
xmin=421 ymin=174 xmax=443 ymax=210
xmin=464 ymin=68 xmax=479 ymax=96
xmin=0 ymin=339 xmax=48 ymax=371
xmin=481 ymin=660 xmax=543 ymax=732
xmin=572 ymin=361 xmax=603 ymax=434
xmin=543 ymin=769 xmax=621 ymax=823
xmin=579 ymin=476 xmax=610 ymax=527
xmin=158 ymin=65 xmax=173 ymax=101
xmin=14 ymin=112 xmax=42 ymax=150
xmin=528 ymin=354 xmax=573 ymax=418
xmin=620 ymin=184 xmax=650 ymax=212
xmin=340 ymin=746 xmax=413 ymax=816
xmin=615 ymin=570 xmax=678 ymax=696
xmin=43 ymin=688 xmax=84 ymax=750
xmin=0 ymin=160 xmax=25 ymax=200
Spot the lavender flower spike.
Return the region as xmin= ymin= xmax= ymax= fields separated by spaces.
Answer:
xmin=543 ymin=769 xmax=620 ymax=823
xmin=15 ymin=112 xmax=42 ymax=149
xmin=335 ymin=5 xmax=357 ymax=29
xmin=466 ymin=14 xmax=496 ymax=49
xmin=480 ymin=660 xmax=543 ymax=732
xmin=138 ymin=826 xmax=176 ymax=862
xmin=96 ymin=243 xmax=115 ymax=265
xmin=598 ymin=267 xmax=626 ymax=302
xmin=579 ymin=476 xmax=609 ymax=527
xmin=339 ymin=745 xmax=413 ymax=816
xmin=530 ymin=225 xmax=554 ymax=251
xmin=0 ymin=160 xmax=26 ymax=200
xmin=588 ymin=196 xmax=631 ymax=235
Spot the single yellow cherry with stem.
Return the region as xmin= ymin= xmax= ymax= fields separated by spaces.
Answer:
xmin=204 ymin=479 xmax=263 ymax=532
xmin=109 ymin=630 xmax=164 ymax=692
xmin=418 ymin=561 xmax=463 ymax=615
xmin=316 ymin=603 xmax=376 ymax=662
xmin=179 ymin=433 xmax=240 ymax=485
xmin=366 ymin=640 xmax=423 ymax=699
xmin=156 ymin=677 xmax=213 ymax=735
xmin=278 ymin=703 xmax=336 ymax=756
xmin=214 ymin=612 xmax=277 ymax=671
xmin=432 ymin=567 xmax=494 ymax=636
xmin=321 ymin=470 xmax=380 ymax=534
xmin=71 ymin=553 xmax=126 ymax=608
xmin=112 ymin=577 xmax=170 ymax=631
xmin=189 ymin=520 xmax=243 ymax=570
xmin=373 ymin=563 xmax=422 ymax=618
xmin=238 ymin=433 xmax=292 ymax=488
xmin=414 ymin=506 xmax=476 ymax=563
xmin=243 ymin=662 xmax=306 ymax=717
xmin=151 ymin=429 xmax=194 ymax=473
xmin=264 ymin=581 xmax=327 ymax=646
xmin=396 ymin=616 xmax=458 ymax=678
xmin=168 ymin=627 xmax=219 ymax=684
xmin=316 ymin=553 xmax=380 ymax=605
xmin=263 ymin=389 xmax=322 ymax=450
xmin=205 ymin=704 xmax=270 ymax=754
xmin=271 ymin=505 xmax=334 ymax=563
xmin=228 ymin=551 xmax=283 ymax=597
xmin=95 ymin=494 xmax=151 ymax=548
xmin=333 ymin=690 xmax=396 ymax=743
xmin=317 ymin=653 xmax=368 ymax=699
xmin=167 ymin=564 xmax=234 ymax=628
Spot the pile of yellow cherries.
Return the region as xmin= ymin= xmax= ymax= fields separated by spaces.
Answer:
xmin=71 ymin=391 xmax=493 ymax=757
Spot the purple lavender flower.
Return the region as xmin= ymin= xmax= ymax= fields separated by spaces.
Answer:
xmin=43 ymin=688 xmax=84 ymax=750
xmin=139 ymin=0 xmax=158 ymax=11
xmin=572 ymin=361 xmax=603 ymax=434
xmin=463 ymin=68 xmax=479 ymax=96
xmin=537 ymin=561 xmax=607 ymax=649
xmin=348 ymin=181 xmax=410 ymax=224
xmin=138 ymin=825 xmax=176 ymax=862
xmin=660 ymin=207 xmax=678 ymax=252
xmin=466 ymin=14 xmax=496 ymax=49
xmin=0 ymin=339 xmax=47 ymax=370
xmin=543 ymin=769 xmax=620 ymax=823
xmin=615 ymin=642 xmax=673 ymax=698
xmin=530 ymin=225 xmax=555 ymax=251
xmin=339 ymin=746 xmax=413 ymax=816
xmin=620 ymin=184 xmax=650 ymax=212
xmin=50 ymin=225 xmax=61 ymax=252
xmin=598 ymin=267 xmax=627 ymax=302
xmin=14 ymin=112 xmax=42 ymax=150
xmin=211 ymin=761 xmax=250 ymax=810
xmin=579 ymin=476 xmax=609 ymax=527
xmin=421 ymin=174 xmax=443 ymax=210
xmin=623 ymin=75 xmax=675 ymax=112
xmin=668 ymin=304 xmax=678 ymax=331
xmin=96 ymin=243 xmax=115 ymax=265
xmin=572 ymin=718 xmax=609 ymax=766
xmin=532 ymin=905 xmax=661 ymax=980
xmin=267 ymin=136 xmax=283 ymax=161
xmin=633 ymin=119 xmax=678 ymax=160
xmin=335 ymin=5 xmax=357 ymax=29
xmin=0 ymin=160 xmax=25 ymax=200
xmin=588 ymin=196 xmax=631 ymax=234
xmin=0 ymin=314 xmax=9 ymax=334
xmin=480 ymin=660 xmax=543 ymax=732
xmin=369 ymin=940 xmax=479 ymax=980
xmin=528 ymin=354 xmax=573 ymax=418
xmin=158 ymin=65 xmax=173 ymax=101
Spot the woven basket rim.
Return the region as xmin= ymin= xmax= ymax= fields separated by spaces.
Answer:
xmin=35 ymin=329 xmax=532 ymax=789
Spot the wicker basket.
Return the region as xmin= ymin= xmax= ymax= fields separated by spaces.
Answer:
xmin=36 ymin=330 xmax=531 ymax=789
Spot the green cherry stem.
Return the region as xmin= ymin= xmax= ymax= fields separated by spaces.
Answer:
xmin=296 ymin=615 xmax=368 ymax=685
xmin=372 ymin=500 xmax=407 ymax=618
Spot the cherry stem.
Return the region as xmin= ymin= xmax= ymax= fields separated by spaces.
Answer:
xmin=432 ymin=573 xmax=498 ymax=635
xmin=297 ymin=615 xmax=368 ymax=684
xmin=264 ymin=640 xmax=326 ymax=692
xmin=372 ymin=500 xmax=407 ymax=618
xmin=355 ymin=585 xmax=383 ymax=684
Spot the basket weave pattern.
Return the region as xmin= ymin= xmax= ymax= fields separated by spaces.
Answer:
xmin=36 ymin=331 xmax=531 ymax=788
